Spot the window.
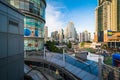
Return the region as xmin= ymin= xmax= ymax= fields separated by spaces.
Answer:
xmin=29 ymin=2 xmax=34 ymax=13
xmin=14 ymin=0 xmax=19 ymax=8
xmin=9 ymin=20 xmax=19 ymax=27
xmin=19 ymin=1 xmax=24 ymax=9
xmin=33 ymin=7 xmax=38 ymax=15
xmin=24 ymin=2 xmax=29 ymax=11
xmin=10 ymin=0 xmax=15 ymax=6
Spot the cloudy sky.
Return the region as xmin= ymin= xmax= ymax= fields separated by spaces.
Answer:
xmin=45 ymin=0 xmax=98 ymax=37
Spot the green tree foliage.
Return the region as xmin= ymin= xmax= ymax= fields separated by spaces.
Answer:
xmin=101 ymin=44 xmax=108 ymax=49
xmin=67 ymin=41 xmax=72 ymax=48
xmin=81 ymin=42 xmax=85 ymax=47
xmin=86 ymin=48 xmax=96 ymax=53
xmin=45 ymin=41 xmax=63 ymax=53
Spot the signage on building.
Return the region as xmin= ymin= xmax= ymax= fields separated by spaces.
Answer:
xmin=108 ymin=30 xmax=112 ymax=36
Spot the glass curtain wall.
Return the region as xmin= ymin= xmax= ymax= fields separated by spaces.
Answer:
xmin=7 ymin=0 xmax=46 ymax=51
xmin=8 ymin=0 xmax=45 ymax=19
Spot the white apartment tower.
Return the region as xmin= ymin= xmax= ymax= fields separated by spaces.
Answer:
xmin=64 ymin=22 xmax=77 ymax=42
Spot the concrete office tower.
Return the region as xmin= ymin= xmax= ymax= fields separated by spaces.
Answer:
xmin=58 ymin=29 xmax=64 ymax=43
xmin=95 ymin=0 xmax=120 ymax=42
xmin=64 ymin=22 xmax=77 ymax=42
xmin=0 ymin=1 xmax=24 ymax=80
xmin=51 ymin=31 xmax=59 ymax=42
xmin=44 ymin=26 xmax=48 ymax=43
xmin=7 ymin=0 xmax=46 ymax=51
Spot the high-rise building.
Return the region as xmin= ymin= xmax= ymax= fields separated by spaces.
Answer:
xmin=84 ymin=30 xmax=89 ymax=42
xmin=0 ymin=0 xmax=24 ymax=79
xmin=79 ymin=33 xmax=84 ymax=42
xmin=6 ymin=0 xmax=46 ymax=51
xmin=95 ymin=0 xmax=120 ymax=42
xmin=95 ymin=0 xmax=111 ymax=42
xmin=95 ymin=0 xmax=120 ymax=49
xmin=64 ymin=22 xmax=77 ymax=42
xmin=79 ymin=30 xmax=91 ymax=42
xmin=51 ymin=31 xmax=59 ymax=41
xmin=88 ymin=32 xmax=91 ymax=41
xmin=58 ymin=29 xmax=64 ymax=43
xmin=44 ymin=26 xmax=48 ymax=43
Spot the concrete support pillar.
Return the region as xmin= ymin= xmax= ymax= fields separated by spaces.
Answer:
xmin=115 ymin=41 xmax=116 ymax=48
xmin=24 ymin=50 xmax=26 ymax=58
xmin=98 ymin=57 xmax=103 ymax=80
xmin=63 ymin=48 xmax=65 ymax=66
xmin=44 ymin=46 xmax=46 ymax=59
xmin=110 ymin=42 xmax=112 ymax=48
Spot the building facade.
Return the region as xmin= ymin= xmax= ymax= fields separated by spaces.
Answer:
xmin=95 ymin=0 xmax=120 ymax=42
xmin=64 ymin=22 xmax=77 ymax=42
xmin=58 ymin=29 xmax=64 ymax=43
xmin=7 ymin=0 xmax=46 ymax=51
xmin=44 ymin=26 xmax=48 ymax=43
xmin=51 ymin=31 xmax=59 ymax=42
xmin=95 ymin=0 xmax=120 ymax=49
xmin=79 ymin=33 xmax=84 ymax=42
xmin=79 ymin=30 xmax=91 ymax=42
xmin=0 ymin=0 xmax=24 ymax=80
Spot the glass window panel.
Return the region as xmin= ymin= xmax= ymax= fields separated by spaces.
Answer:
xmin=19 ymin=1 xmax=24 ymax=9
xmin=14 ymin=0 xmax=19 ymax=8
xmin=24 ymin=2 xmax=29 ymax=11
xmin=33 ymin=7 xmax=37 ymax=15
xmin=10 ymin=0 xmax=15 ymax=6
xmin=25 ymin=17 xmax=35 ymax=27
xmin=29 ymin=2 xmax=34 ymax=13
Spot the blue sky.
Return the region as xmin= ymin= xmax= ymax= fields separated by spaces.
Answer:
xmin=45 ymin=0 xmax=98 ymax=38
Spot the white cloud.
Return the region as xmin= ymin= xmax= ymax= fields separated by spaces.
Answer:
xmin=45 ymin=2 xmax=95 ymax=38
xmin=45 ymin=4 xmax=65 ymax=37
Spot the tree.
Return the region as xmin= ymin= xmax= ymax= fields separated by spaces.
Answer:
xmin=101 ymin=44 xmax=108 ymax=49
xmin=67 ymin=41 xmax=72 ymax=48
xmin=45 ymin=41 xmax=63 ymax=53
xmin=81 ymin=42 xmax=85 ymax=48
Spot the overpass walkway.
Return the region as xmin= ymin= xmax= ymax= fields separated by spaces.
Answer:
xmin=25 ymin=52 xmax=99 ymax=80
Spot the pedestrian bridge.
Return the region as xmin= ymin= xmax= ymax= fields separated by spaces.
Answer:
xmin=24 ymin=52 xmax=99 ymax=80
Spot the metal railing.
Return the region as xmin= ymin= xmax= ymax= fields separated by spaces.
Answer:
xmin=102 ymin=64 xmax=120 ymax=80
xmin=65 ymin=54 xmax=99 ymax=76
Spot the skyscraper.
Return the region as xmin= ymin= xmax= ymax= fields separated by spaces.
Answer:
xmin=79 ymin=33 xmax=84 ymax=42
xmin=64 ymin=22 xmax=77 ymax=42
xmin=58 ymin=29 xmax=64 ymax=43
xmin=6 ymin=0 xmax=46 ymax=51
xmin=95 ymin=0 xmax=120 ymax=42
xmin=79 ymin=30 xmax=91 ymax=42
xmin=51 ymin=31 xmax=59 ymax=41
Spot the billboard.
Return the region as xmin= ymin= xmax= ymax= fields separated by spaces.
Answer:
xmin=108 ymin=30 xmax=112 ymax=36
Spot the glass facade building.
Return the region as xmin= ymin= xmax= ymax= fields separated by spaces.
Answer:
xmin=7 ymin=0 xmax=46 ymax=51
